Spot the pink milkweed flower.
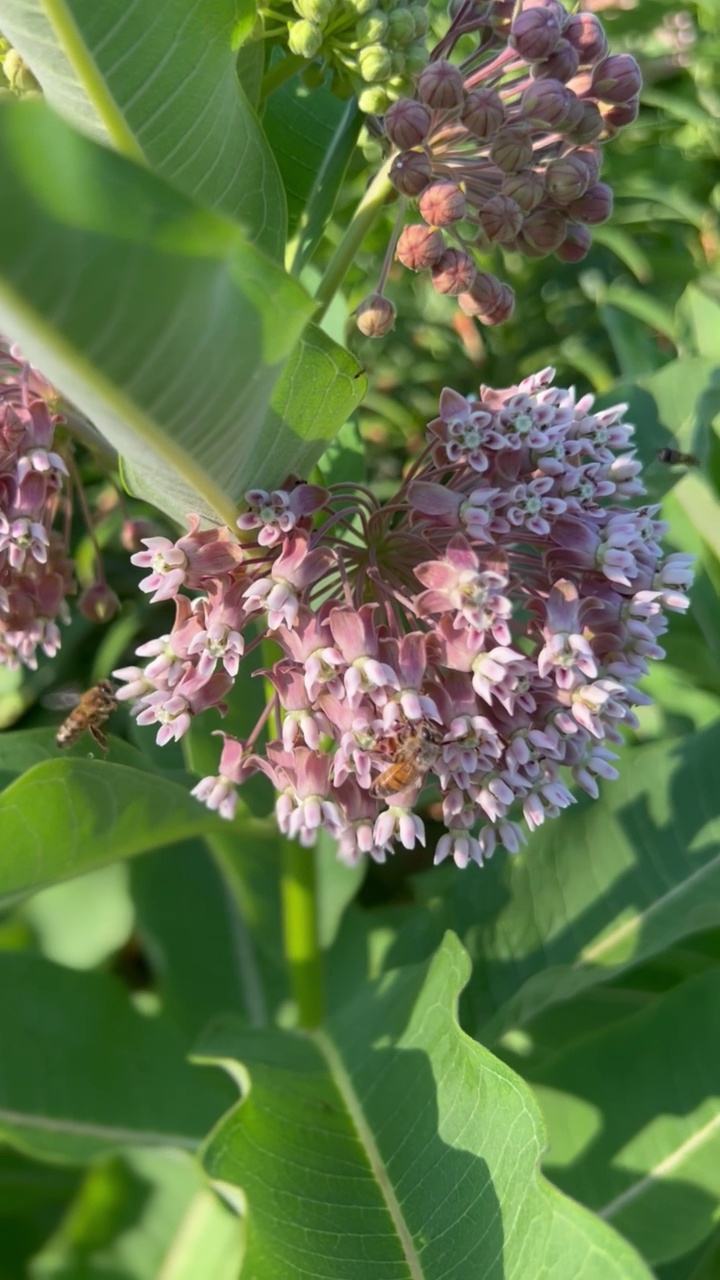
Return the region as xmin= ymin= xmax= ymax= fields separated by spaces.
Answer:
xmin=237 ymin=484 xmax=328 ymax=547
xmin=329 ymin=605 xmax=401 ymax=708
xmin=191 ymin=733 xmax=255 ymax=821
xmin=243 ymin=533 xmax=334 ymax=630
xmin=415 ymin=536 xmax=512 ymax=642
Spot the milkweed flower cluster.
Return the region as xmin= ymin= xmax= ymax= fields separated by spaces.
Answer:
xmin=359 ymin=0 xmax=641 ymax=332
xmin=116 ymin=368 xmax=692 ymax=868
xmin=0 ymin=343 xmax=75 ymax=670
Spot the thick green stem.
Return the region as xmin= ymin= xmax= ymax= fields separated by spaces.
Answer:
xmin=260 ymin=53 xmax=306 ymax=101
xmin=281 ymin=837 xmax=323 ymax=1027
xmin=313 ymin=159 xmax=396 ymax=324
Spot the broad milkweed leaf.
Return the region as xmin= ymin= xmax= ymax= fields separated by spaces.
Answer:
xmin=198 ymin=933 xmax=651 ymax=1280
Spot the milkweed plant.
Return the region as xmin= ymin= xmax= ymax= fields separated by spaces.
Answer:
xmin=0 ymin=1 xmax=717 ymax=1277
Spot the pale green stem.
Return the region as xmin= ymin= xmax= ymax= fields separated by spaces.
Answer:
xmin=281 ymin=837 xmax=323 ymax=1028
xmin=260 ymin=53 xmax=306 ymax=100
xmin=313 ymin=159 xmax=396 ymax=324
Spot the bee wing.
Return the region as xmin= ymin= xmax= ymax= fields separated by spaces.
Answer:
xmin=43 ymin=688 xmax=83 ymax=711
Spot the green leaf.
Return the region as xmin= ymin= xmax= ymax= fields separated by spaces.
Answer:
xmin=0 ymin=100 xmax=315 ymax=526
xmin=0 ymin=1148 xmax=80 ymax=1280
xmin=199 ymin=933 xmax=651 ymax=1280
xmin=0 ymin=954 xmax=234 ymax=1162
xmin=531 ymin=973 xmax=720 ymax=1265
xmin=0 ymin=759 xmax=230 ymax=903
xmin=29 ymin=1149 xmax=241 ymax=1280
xmin=22 ymin=863 xmax=134 ymax=970
xmin=676 ymin=285 xmax=720 ymax=360
xmin=0 ymin=0 xmax=285 ymax=254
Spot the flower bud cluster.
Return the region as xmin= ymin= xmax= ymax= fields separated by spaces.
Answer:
xmin=0 ymin=342 xmax=76 ymax=670
xmin=372 ymin=0 xmax=641 ymax=328
xmin=117 ymin=370 xmax=692 ymax=868
xmin=265 ymin=0 xmax=430 ymax=114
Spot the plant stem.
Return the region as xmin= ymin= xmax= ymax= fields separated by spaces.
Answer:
xmin=260 ymin=53 xmax=306 ymax=101
xmin=313 ymin=159 xmax=395 ymax=323
xmin=281 ymin=837 xmax=324 ymax=1027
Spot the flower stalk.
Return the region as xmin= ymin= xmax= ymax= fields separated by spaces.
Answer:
xmin=281 ymin=836 xmax=323 ymax=1028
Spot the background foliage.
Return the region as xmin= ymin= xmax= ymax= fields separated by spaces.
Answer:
xmin=0 ymin=0 xmax=719 ymax=1276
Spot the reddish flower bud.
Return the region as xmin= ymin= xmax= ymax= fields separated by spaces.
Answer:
xmin=601 ymin=97 xmax=640 ymax=131
xmin=479 ymin=194 xmax=524 ymax=243
xmin=567 ymin=100 xmax=604 ymax=143
xmin=555 ymin=223 xmax=592 ymax=262
xmin=510 ymin=6 xmax=561 ymax=61
xmin=568 ymin=182 xmax=613 ymax=225
xmin=501 ymin=168 xmax=545 ymax=213
xmin=563 ymin=13 xmax=608 ymax=66
xmin=385 ymin=98 xmax=432 ymax=149
xmin=418 ymin=181 xmax=466 ymax=226
xmin=390 ymin=149 xmax=433 ymax=197
xmin=520 ymin=78 xmax=572 ymax=127
xmin=79 ymin=581 xmax=120 ymax=623
xmin=431 ymin=248 xmax=476 ymax=295
xmin=355 ymin=293 xmax=396 ymax=337
xmin=490 ymin=125 xmax=533 ymax=173
xmin=417 ymin=59 xmax=465 ymax=110
xmin=575 ymin=146 xmax=601 ymax=185
xmin=545 ymin=154 xmax=591 ymax=204
xmin=457 ymin=271 xmax=504 ymax=316
xmin=592 ymin=54 xmax=642 ymax=105
xmin=520 ymin=208 xmax=567 ymax=254
xmin=476 ymin=282 xmax=515 ymax=326
xmin=396 ymin=223 xmax=446 ymax=270
xmin=461 ymin=88 xmax=506 ymax=140
xmin=532 ymin=39 xmax=580 ymax=85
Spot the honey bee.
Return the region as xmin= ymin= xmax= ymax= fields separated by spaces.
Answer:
xmin=657 ymin=447 xmax=701 ymax=467
xmin=370 ymin=722 xmax=444 ymax=799
xmin=51 ymin=680 xmax=118 ymax=753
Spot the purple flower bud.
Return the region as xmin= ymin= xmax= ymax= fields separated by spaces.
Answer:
xmin=461 ymin=88 xmax=506 ymax=140
xmin=501 ymin=169 xmax=545 ymax=213
xmin=396 ymin=223 xmax=446 ymax=270
xmin=601 ymin=98 xmax=640 ymax=131
xmin=532 ymin=39 xmax=580 ymax=85
xmin=510 ymin=6 xmax=561 ymax=61
xmin=457 ymin=274 xmax=514 ymax=325
xmin=356 ymin=293 xmax=396 ymax=337
xmin=385 ymin=98 xmax=432 ymax=149
xmin=490 ymin=125 xmax=533 ymax=173
xmin=431 ymin=248 xmax=476 ymax=295
xmin=567 ymin=100 xmax=604 ymax=143
xmin=591 ymin=54 xmax=642 ymax=105
xmin=575 ymin=145 xmax=601 ymax=186
xmin=417 ymin=59 xmax=465 ymax=110
xmin=545 ymin=154 xmax=591 ymax=204
xmin=555 ymin=224 xmax=591 ymax=262
xmin=418 ymin=181 xmax=466 ymax=227
xmin=520 ymin=78 xmax=573 ymax=127
xmin=520 ymin=208 xmax=567 ymax=254
xmin=390 ymin=149 xmax=433 ymax=197
xmin=479 ymin=194 xmax=524 ymax=244
xmin=78 ymin=581 xmax=120 ymax=623
xmin=563 ymin=12 xmax=608 ymax=66
xmin=568 ymin=182 xmax=613 ymax=225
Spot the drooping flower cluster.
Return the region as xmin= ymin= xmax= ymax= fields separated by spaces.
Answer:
xmin=358 ymin=0 xmax=641 ymax=333
xmin=115 ymin=368 xmax=692 ymax=868
xmin=0 ymin=343 xmax=76 ymax=670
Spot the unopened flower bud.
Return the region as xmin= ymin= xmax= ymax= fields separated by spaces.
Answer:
xmin=79 ymin=581 xmax=120 ymax=624
xmin=359 ymin=43 xmax=393 ymax=82
xmin=431 ymin=248 xmax=476 ymax=295
xmin=417 ymin=59 xmax=464 ymax=110
xmin=358 ymin=85 xmax=389 ymax=113
xmin=345 ymin=0 xmax=375 ymax=13
xmin=490 ymin=125 xmax=533 ymax=173
xmin=592 ymin=54 xmax=642 ymax=105
xmin=288 ymin=18 xmax=323 ymax=58
xmin=532 ymin=39 xmax=579 ymax=85
xmin=545 ymin=154 xmax=591 ymax=204
xmin=405 ymin=45 xmax=430 ymax=76
xmin=521 ymin=208 xmax=567 ymax=254
xmin=396 ymin=223 xmax=445 ymax=270
xmin=601 ymin=98 xmax=640 ymax=131
xmin=356 ymin=9 xmax=388 ymax=42
xmin=502 ymin=168 xmax=545 ymax=213
xmin=568 ymin=100 xmax=604 ymax=143
xmin=293 ymin=0 xmax=333 ymax=23
xmin=385 ymin=98 xmax=431 ymax=149
xmin=555 ymin=224 xmax=591 ymax=262
xmin=479 ymin=194 xmax=524 ymax=243
xmin=390 ymin=149 xmax=432 ymax=196
xmin=575 ymin=146 xmax=601 ymax=185
xmin=418 ymin=181 xmax=466 ymax=226
xmin=510 ymin=6 xmax=561 ymax=61
xmin=462 ymin=88 xmax=506 ymax=140
xmin=472 ymin=282 xmax=515 ymax=326
xmin=356 ymin=293 xmax=396 ymax=337
xmin=457 ymin=271 xmax=504 ymax=316
xmin=387 ymin=9 xmax=416 ymax=43
xmin=563 ymin=13 xmax=608 ymax=66
xmin=2 ymin=48 xmax=40 ymax=93
xmin=409 ymin=5 xmax=429 ymax=38
xmin=568 ymin=182 xmax=613 ymax=225
xmin=521 ymin=78 xmax=572 ymax=127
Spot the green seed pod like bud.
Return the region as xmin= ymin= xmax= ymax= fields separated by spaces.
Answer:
xmin=288 ymin=19 xmax=323 ymax=58
xmin=357 ymin=9 xmax=388 ymax=43
xmin=405 ymin=44 xmax=430 ymax=76
xmin=3 ymin=48 xmax=40 ymax=93
xmin=391 ymin=51 xmax=406 ymax=75
xmin=359 ymin=43 xmax=393 ymax=83
xmin=409 ymin=5 xmax=429 ymax=37
xmin=358 ymin=84 xmax=390 ymax=113
xmin=387 ymin=9 xmax=416 ymax=44
xmin=345 ymin=0 xmax=376 ymax=14
xmin=356 ymin=293 xmax=396 ymax=337
xmin=294 ymin=0 xmax=334 ymax=23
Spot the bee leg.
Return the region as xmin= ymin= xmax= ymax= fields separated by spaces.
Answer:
xmin=89 ymin=725 xmax=109 ymax=754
